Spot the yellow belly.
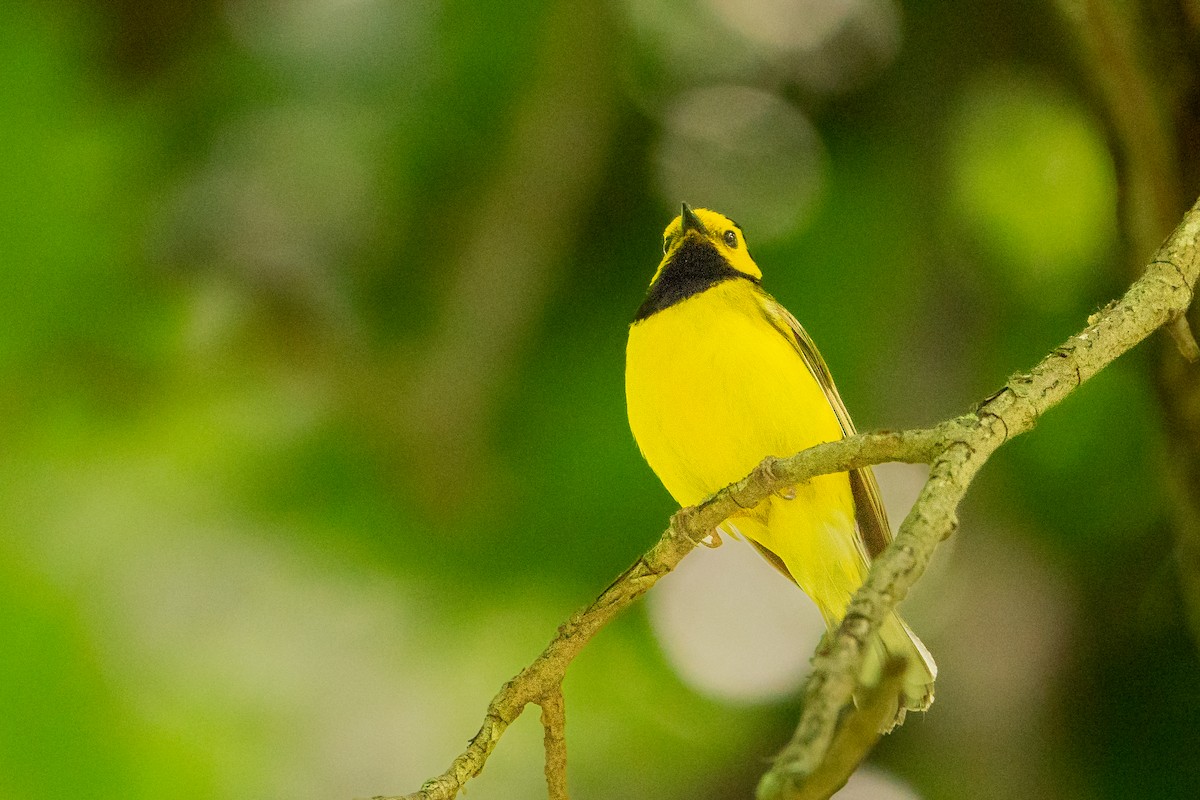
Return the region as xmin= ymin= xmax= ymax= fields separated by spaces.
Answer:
xmin=625 ymin=280 xmax=846 ymax=501
xmin=625 ymin=279 xmax=865 ymax=616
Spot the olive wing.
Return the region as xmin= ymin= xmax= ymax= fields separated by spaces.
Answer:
xmin=757 ymin=294 xmax=893 ymax=560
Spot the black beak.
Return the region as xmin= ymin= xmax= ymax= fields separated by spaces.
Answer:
xmin=680 ymin=203 xmax=708 ymax=236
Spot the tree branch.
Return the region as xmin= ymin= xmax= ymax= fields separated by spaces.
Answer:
xmin=379 ymin=197 xmax=1200 ymax=800
xmin=757 ymin=196 xmax=1200 ymax=798
xmin=757 ymin=659 xmax=907 ymax=800
xmin=539 ymin=689 xmax=568 ymax=800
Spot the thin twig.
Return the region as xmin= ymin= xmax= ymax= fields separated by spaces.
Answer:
xmin=381 ymin=197 xmax=1200 ymax=800
xmin=540 ymin=689 xmax=569 ymax=800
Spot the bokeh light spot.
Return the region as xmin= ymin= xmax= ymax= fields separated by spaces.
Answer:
xmin=648 ymin=536 xmax=824 ymax=704
xmin=947 ymin=72 xmax=1117 ymax=306
xmin=618 ymin=0 xmax=900 ymax=101
xmin=655 ymin=85 xmax=825 ymax=242
xmin=223 ymin=0 xmax=429 ymax=74
xmin=836 ymin=765 xmax=922 ymax=799
xmin=707 ymin=0 xmax=898 ymax=61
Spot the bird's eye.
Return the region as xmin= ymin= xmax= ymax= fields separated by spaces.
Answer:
xmin=723 ymin=230 xmax=738 ymax=248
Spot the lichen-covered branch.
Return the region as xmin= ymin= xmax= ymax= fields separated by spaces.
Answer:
xmin=379 ymin=198 xmax=1200 ymax=800
xmin=757 ymin=660 xmax=907 ymax=800
xmin=756 ymin=197 xmax=1200 ymax=798
xmin=539 ymin=689 xmax=568 ymax=800
xmin=373 ymin=428 xmax=938 ymax=800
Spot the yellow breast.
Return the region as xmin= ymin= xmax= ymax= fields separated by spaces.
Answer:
xmin=624 ymin=279 xmax=848 ymax=509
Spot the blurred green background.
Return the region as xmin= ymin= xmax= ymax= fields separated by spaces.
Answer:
xmin=3 ymin=0 xmax=1199 ymax=798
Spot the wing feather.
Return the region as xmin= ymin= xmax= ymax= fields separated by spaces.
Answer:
xmin=756 ymin=293 xmax=893 ymax=560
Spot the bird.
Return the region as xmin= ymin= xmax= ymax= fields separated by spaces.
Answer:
xmin=624 ymin=204 xmax=935 ymax=729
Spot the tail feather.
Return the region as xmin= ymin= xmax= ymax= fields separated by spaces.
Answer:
xmin=734 ymin=501 xmax=936 ymax=732
xmin=857 ymin=612 xmax=936 ymax=732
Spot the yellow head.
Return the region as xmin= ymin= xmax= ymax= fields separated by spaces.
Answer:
xmin=634 ymin=204 xmax=762 ymax=321
xmin=652 ymin=204 xmax=762 ymax=285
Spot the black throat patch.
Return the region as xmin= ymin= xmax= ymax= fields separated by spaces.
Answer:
xmin=633 ymin=239 xmax=754 ymax=321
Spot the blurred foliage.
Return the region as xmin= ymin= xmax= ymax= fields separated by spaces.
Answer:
xmin=2 ymin=0 xmax=1199 ymax=799
xmin=947 ymin=70 xmax=1117 ymax=307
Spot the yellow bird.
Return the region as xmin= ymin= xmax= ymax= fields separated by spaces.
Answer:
xmin=625 ymin=204 xmax=935 ymax=729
